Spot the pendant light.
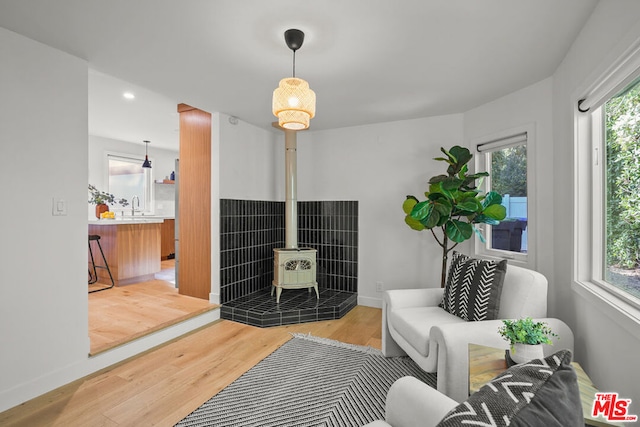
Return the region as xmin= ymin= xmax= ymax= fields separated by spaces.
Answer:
xmin=272 ymin=29 xmax=316 ymax=130
xmin=142 ymin=140 xmax=152 ymax=168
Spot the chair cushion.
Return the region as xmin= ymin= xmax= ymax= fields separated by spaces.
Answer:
xmin=439 ymin=251 xmax=507 ymax=321
xmin=436 ymin=349 xmax=583 ymax=427
xmin=389 ymin=307 xmax=465 ymax=357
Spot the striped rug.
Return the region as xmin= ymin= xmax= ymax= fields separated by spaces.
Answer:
xmin=176 ymin=334 xmax=436 ymax=427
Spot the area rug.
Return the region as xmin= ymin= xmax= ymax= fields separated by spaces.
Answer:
xmin=176 ymin=334 xmax=436 ymax=427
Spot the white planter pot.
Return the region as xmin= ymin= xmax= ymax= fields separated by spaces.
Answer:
xmin=511 ymin=343 xmax=544 ymax=364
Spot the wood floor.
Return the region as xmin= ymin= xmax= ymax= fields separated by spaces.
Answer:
xmin=0 ymin=305 xmax=382 ymax=427
xmin=89 ymin=260 xmax=216 ymax=355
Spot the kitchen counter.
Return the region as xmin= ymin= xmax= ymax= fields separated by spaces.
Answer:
xmin=88 ymin=216 xmax=172 ymax=225
xmin=88 ymin=220 xmax=162 ymax=286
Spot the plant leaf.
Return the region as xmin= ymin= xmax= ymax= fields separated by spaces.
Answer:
xmin=428 ymin=175 xmax=449 ymax=185
xmin=402 ymin=196 xmax=418 ymax=214
xmin=405 ymin=215 xmax=425 ymax=231
xmin=410 ymin=200 xmax=433 ymax=221
xmin=423 ymin=209 xmax=440 ymax=228
xmin=482 ymin=204 xmax=507 ymax=220
xmin=445 ymin=220 xmax=473 ymax=243
xmin=455 ymin=197 xmax=482 ymax=213
xmin=448 ymin=146 xmax=470 ymax=164
xmin=441 ymin=177 xmax=464 ymax=191
xmin=482 ymin=191 xmax=503 ymax=208
xmin=432 ymin=200 xmax=452 ymax=226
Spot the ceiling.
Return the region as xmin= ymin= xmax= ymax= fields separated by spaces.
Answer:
xmin=0 ymin=0 xmax=599 ymax=150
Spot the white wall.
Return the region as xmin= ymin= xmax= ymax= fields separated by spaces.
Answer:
xmin=218 ymin=114 xmax=279 ymax=200
xmin=296 ymin=115 xmax=464 ymax=306
xmin=0 ymin=27 xmax=89 ymax=411
xmin=552 ymin=0 xmax=640 ymax=406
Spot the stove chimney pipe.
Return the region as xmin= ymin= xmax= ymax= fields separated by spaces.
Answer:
xmin=284 ymin=128 xmax=298 ymax=249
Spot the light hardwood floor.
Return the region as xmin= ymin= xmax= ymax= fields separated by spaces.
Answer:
xmin=1 ymin=305 xmax=382 ymax=426
xmin=89 ymin=260 xmax=216 ymax=355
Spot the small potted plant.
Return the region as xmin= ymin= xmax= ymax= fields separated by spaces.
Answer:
xmin=88 ymin=185 xmax=129 ymax=218
xmin=498 ymin=317 xmax=558 ymax=364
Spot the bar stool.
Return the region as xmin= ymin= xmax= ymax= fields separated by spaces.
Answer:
xmin=88 ymin=234 xmax=114 ymax=293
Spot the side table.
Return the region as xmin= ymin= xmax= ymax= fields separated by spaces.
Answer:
xmin=468 ymin=343 xmax=622 ymax=427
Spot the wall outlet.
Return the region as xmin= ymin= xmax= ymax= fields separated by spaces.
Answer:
xmin=376 ymin=281 xmax=384 ymax=292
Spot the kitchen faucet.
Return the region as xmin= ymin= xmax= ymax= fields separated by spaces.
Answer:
xmin=131 ymin=195 xmax=140 ymax=216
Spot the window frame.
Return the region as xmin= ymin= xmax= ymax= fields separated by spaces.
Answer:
xmin=583 ymin=104 xmax=640 ymax=311
xmin=473 ymin=124 xmax=536 ymax=269
xmin=104 ymin=151 xmax=153 ymax=214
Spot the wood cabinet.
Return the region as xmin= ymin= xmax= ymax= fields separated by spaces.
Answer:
xmin=161 ymin=219 xmax=175 ymax=260
xmin=88 ymin=222 xmax=161 ymax=286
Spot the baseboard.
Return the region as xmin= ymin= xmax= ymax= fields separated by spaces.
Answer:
xmin=358 ymin=295 xmax=382 ymax=308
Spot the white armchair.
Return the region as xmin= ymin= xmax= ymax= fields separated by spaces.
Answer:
xmin=382 ymin=264 xmax=574 ymax=402
xmin=363 ymin=376 xmax=457 ymax=427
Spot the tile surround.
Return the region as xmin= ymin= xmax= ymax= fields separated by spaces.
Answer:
xmin=219 ymin=199 xmax=358 ymax=327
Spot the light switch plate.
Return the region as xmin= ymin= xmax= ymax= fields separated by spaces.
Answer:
xmin=52 ymin=197 xmax=67 ymax=216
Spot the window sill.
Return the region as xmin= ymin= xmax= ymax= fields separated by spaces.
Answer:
xmin=572 ymin=280 xmax=640 ymax=341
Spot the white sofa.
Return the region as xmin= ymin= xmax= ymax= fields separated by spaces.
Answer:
xmin=382 ymin=264 xmax=574 ymax=402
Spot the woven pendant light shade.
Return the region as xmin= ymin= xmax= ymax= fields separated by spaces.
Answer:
xmin=272 ymin=77 xmax=316 ymax=130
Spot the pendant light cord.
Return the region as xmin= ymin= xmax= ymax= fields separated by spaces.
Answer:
xmin=292 ymin=49 xmax=296 ymax=78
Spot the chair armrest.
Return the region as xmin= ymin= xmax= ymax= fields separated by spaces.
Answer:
xmin=383 ymin=288 xmax=444 ymax=310
xmin=385 ymin=376 xmax=457 ymax=427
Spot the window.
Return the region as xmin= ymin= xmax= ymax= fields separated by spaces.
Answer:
xmin=574 ymin=38 xmax=640 ymax=326
xmin=475 ymin=129 xmax=533 ymax=265
xmin=107 ymin=153 xmax=152 ymax=213
xmin=591 ymin=77 xmax=640 ymax=302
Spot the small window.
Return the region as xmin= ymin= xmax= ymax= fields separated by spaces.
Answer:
xmin=475 ymin=130 xmax=532 ymax=265
xmin=107 ymin=154 xmax=152 ymax=213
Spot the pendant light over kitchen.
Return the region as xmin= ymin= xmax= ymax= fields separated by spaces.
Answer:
xmin=272 ymin=29 xmax=316 ymax=130
xmin=142 ymin=140 xmax=152 ymax=168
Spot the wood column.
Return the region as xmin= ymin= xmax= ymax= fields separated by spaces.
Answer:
xmin=177 ymin=103 xmax=211 ymax=300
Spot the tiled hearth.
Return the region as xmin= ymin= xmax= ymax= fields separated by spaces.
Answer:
xmin=220 ymin=288 xmax=358 ymax=327
xmin=219 ymin=199 xmax=358 ymax=327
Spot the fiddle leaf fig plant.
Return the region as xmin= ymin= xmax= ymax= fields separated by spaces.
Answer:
xmin=402 ymin=146 xmax=507 ymax=287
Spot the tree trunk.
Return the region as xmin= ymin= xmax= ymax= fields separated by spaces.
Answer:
xmin=441 ymin=236 xmax=448 ymax=288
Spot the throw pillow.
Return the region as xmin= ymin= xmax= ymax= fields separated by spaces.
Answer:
xmin=439 ymin=251 xmax=507 ymax=321
xmin=436 ymin=349 xmax=583 ymax=427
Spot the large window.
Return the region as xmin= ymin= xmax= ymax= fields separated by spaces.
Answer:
xmin=475 ymin=130 xmax=532 ymax=265
xmin=575 ymin=39 xmax=640 ymax=322
xmin=599 ymin=77 xmax=640 ymax=300
xmin=107 ymin=153 xmax=152 ymax=214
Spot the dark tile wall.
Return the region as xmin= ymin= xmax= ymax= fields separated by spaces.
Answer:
xmin=219 ymin=199 xmax=284 ymax=303
xmin=298 ymin=201 xmax=358 ymax=293
xmin=219 ymin=199 xmax=358 ymax=304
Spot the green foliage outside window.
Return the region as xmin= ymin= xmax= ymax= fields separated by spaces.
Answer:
xmin=605 ymin=78 xmax=640 ymax=274
xmin=490 ymin=145 xmax=527 ymax=197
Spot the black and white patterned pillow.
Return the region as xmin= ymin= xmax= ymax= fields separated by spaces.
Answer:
xmin=439 ymin=251 xmax=507 ymax=321
xmin=436 ymin=350 xmax=583 ymax=427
